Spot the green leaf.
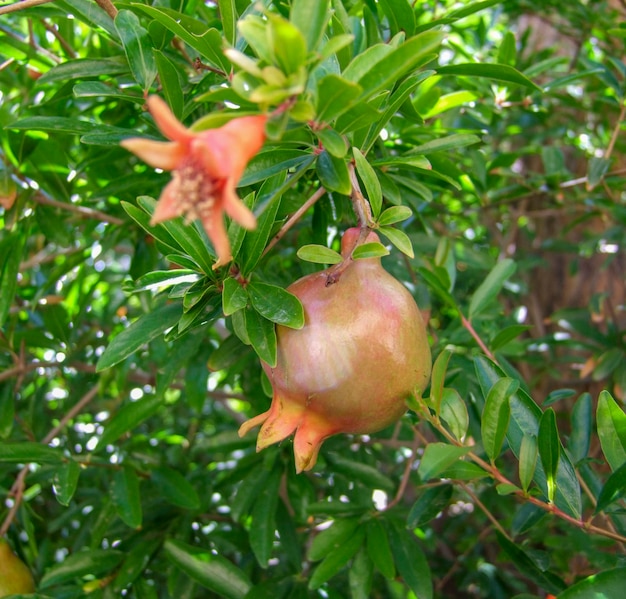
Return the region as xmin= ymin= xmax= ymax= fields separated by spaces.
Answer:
xmin=490 ymin=324 xmax=532 ymax=352
xmin=290 ymin=0 xmax=329 ymax=51
xmin=268 ymin=14 xmax=307 ymax=76
xmin=164 ymin=539 xmax=252 ymax=599
xmin=317 ymin=150 xmax=352 ymax=195
xmin=378 ymin=226 xmax=414 ymax=258
xmin=0 ymin=232 xmax=26 ymax=329
xmin=247 ymin=282 xmax=304 ymax=329
xmin=52 ymin=459 xmax=81 ymax=506
xmin=377 ymin=206 xmax=413 ymax=226
xmin=316 ymin=74 xmax=363 ymax=123
xmin=297 ymin=244 xmax=343 ymax=264
xmin=217 ymin=0 xmax=237 ymax=45
xmin=0 ymin=442 xmax=64 ymax=464
xmin=316 ymin=127 xmax=348 ymax=158
xmin=151 ymin=467 xmax=200 ymax=510
xmin=468 ymin=259 xmax=516 ymax=320
xmin=239 ymin=149 xmax=313 ymax=187
xmin=587 ymin=156 xmax=611 ymax=190
xmin=568 ymin=393 xmax=592 ymax=463
xmin=222 ymin=278 xmax=249 ymax=316
xmin=498 ymin=30 xmax=517 ymax=66
xmin=597 ymin=390 xmax=626 ymax=471
xmin=96 ymin=302 xmax=183 ymax=371
xmin=308 ymin=527 xmax=365 ymax=590
xmin=154 ymin=50 xmax=184 ymax=119
xmin=326 ymin=453 xmax=396 ymax=493
xmin=38 ymin=57 xmax=128 ymax=84
xmin=430 ymin=349 xmax=452 ymax=414
xmin=249 ymin=467 xmax=282 ymax=568
xmin=417 ymin=443 xmax=472 ymax=480
xmin=596 ymin=461 xmax=626 ymax=513
xmin=353 ymin=148 xmax=383 ymax=218
xmin=0 ymin=384 xmax=14 ymax=439
xmin=436 ymin=62 xmax=541 ymax=90
xmin=96 ymin=395 xmax=164 ymax=449
xmin=557 ymin=567 xmax=626 ymax=599
xmin=474 ymin=356 xmax=582 ymax=519
xmin=378 ymin=0 xmax=415 ymax=37
xmin=352 ymin=242 xmax=390 ymax=260
xmin=365 ymin=519 xmax=395 ymax=580
xmin=115 ymin=10 xmax=157 ymax=91
xmin=538 ymin=408 xmax=560 ymax=503
xmin=519 ymin=434 xmax=538 ymax=493
xmin=40 ymin=549 xmax=125 ymax=588
xmin=244 ymin=307 xmax=277 ymax=367
xmin=440 ymin=388 xmax=469 ymax=441
xmin=495 ymin=531 xmax=566 ymax=595
xmin=388 ymin=524 xmax=433 ymax=599
xmin=407 ymin=133 xmax=481 ymax=155
xmin=407 ymin=484 xmax=453 ymax=528
xmin=481 ymin=377 xmax=517 ymax=461
xmin=439 ymin=461 xmax=490 ymax=481
xmin=308 ymin=518 xmax=361 ymax=562
xmin=111 ymin=466 xmax=143 ymax=529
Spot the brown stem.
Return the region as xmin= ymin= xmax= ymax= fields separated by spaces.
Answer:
xmin=33 ymin=193 xmax=125 ymax=226
xmin=261 ymin=187 xmax=326 ymax=258
xmin=460 ymin=313 xmax=496 ymax=361
xmin=0 ymin=0 xmax=52 ymax=15
xmin=459 ymin=481 xmax=512 ymax=540
xmin=93 ymin=0 xmax=117 ymax=19
xmin=385 ymin=432 xmax=420 ymax=510
xmin=347 ymin=163 xmax=374 ymax=227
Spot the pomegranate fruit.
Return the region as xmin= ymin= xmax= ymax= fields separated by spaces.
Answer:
xmin=0 ymin=538 xmax=36 ymax=597
xmin=239 ymin=228 xmax=431 ymax=472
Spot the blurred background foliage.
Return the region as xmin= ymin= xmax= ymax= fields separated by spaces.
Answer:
xmin=1 ymin=0 xmax=626 ymax=597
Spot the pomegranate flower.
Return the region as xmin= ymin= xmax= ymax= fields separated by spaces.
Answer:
xmin=122 ymin=96 xmax=267 ymax=268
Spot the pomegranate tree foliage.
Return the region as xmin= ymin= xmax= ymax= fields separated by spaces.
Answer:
xmin=1 ymin=0 xmax=626 ymax=596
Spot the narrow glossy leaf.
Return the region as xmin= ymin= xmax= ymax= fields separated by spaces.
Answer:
xmin=592 ymin=347 xmax=624 ymax=381
xmin=217 ymin=0 xmax=237 ymax=45
xmin=597 ymin=390 xmax=626 ymax=471
xmin=96 ymin=302 xmax=183 ymax=371
xmin=290 ymin=0 xmax=329 ymax=51
xmin=222 ymin=277 xmax=249 ymax=316
xmin=352 ymin=242 xmax=389 ymax=260
xmin=316 ymin=150 xmax=351 ymax=195
xmin=568 ymin=393 xmax=592 ymax=464
xmin=154 ymin=50 xmax=183 ymax=119
xmin=244 ymin=307 xmax=277 ymax=367
xmin=538 ymin=408 xmax=560 ymax=503
xmin=519 ymin=434 xmax=538 ymax=493
xmin=482 ymin=377 xmax=517 ymax=461
xmin=430 ymin=349 xmax=452 ymax=414
xmin=495 ymin=531 xmax=566 ymax=595
xmin=353 ymin=148 xmax=382 ymax=218
xmin=297 ymin=244 xmax=343 ymax=264
xmin=250 ymin=467 xmax=282 ymax=567
xmin=439 ymin=461 xmax=490 ymax=481
xmin=326 ymin=453 xmax=396 ymax=492
xmin=96 ymin=395 xmax=164 ymax=449
xmin=558 ymin=567 xmax=626 ymax=599
xmin=164 ymin=539 xmax=252 ymax=599
xmin=418 ymin=442 xmax=471 ymax=480
xmin=511 ymin=503 xmax=547 ymax=536
xmin=111 ymin=466 xmax=142 ymax=529
xmin=474 ymin=356 xmax=582 ymax=519
xmin=596 ymin=462 xmax=626 ymax=513
xmin=440 ymin=388 xmax=469 ymax=441
xmin=38 ymin=57 xmax=127 ymax=84
xmin=388 ymin=524 xmax=433 ymax=599
xmin=308 ymin=518 xmax=361 ymax=562
xmin=436 ymin=63 xmax=541 ymax=91
xmin=366 ymin=519 xmax=395 ymax=580
xmin=151 ymin=467 xmax=200 ymax=510
xmin=377 ymin=206 xmax=413 ymax=226
xmin=239 ymin=150 xmax=313 ymax=187
xmin=112 ymin=538 xmax=161 ymax=592
xmin=0 ymin=384 xmax=14 ymax=438
xmin=308 ymin=527 xmax=365 ymax=590
xmin=40 ymin=550 xmax=125 ymax=588
xmin=378 ymin=226 xmax=414 ymax=258
xmin=52 ymin=459 xmax=81 ymax=506
xmin=418 ymin=267 xmax=457 ymax=308
xmin=268 ymin=14 xmax=307 ymax=76
xmin=247 ymin=282 xmax=304 ymax=329
xmin=316 ymin=74 xmax=363 ymax=123
xmin=468 ymin=259 xmax=516 ymax=320
xmin=349 ymin=548 xmax=374 ymax=599
xmin=115 ymin=10 xmax=157 ymax=91
xmin=587 ymin=156 xmax=611 ymax=190
xmin=0 ymin=232 xmax=26 ymax=329
xmin=419 ymin=90 xmax=479 ymax=119
xmin=316 ymin=127 xmax=348 ymax=157
xmin=407 ymin=484 xmax=453 ymax=528
xmin=0 ymin=442 xmax=64 ymax=464
xmin=490 ymin=324 xmax=532 ymax=351
xmin=407 ymin=134 xmax=481 ymax=155
xmin=378 ymin=0 xmax=415 ymax=36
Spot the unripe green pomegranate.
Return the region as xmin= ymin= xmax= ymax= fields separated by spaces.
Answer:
xmin=0 ymin=538 xmax=36 ymax=597
xmin=239 ymin=228 xmax=431 ymax=472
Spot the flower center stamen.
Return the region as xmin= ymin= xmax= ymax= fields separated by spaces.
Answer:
xmin=173 ymin=159 xmax=216 ymax=228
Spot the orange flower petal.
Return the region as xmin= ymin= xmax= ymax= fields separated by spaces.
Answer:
xmin=222 ymin=185 xmax=257 ymax=230
xmin=121 ymin=138 xmax=185 ymax=170
xmin=150 ymin=179 xmax=185 ymax=224
xmin=146 ymin=95 xmax=193 ymax=143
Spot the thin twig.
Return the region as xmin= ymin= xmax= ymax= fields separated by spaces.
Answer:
xmin=261 ymin=187 xmax=326 ymax=258
xmin=460 ymin=313 xmax=496 ymax=361
xmin=0 ymin=0 xmax=53 ymax=16
xmin=459 ymin=481 xmax=511 ymax=540
xmin=385 ymin=431 xmax=420 ymax=510
xmin=33 ymin=193 xmax=125 ymax=226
